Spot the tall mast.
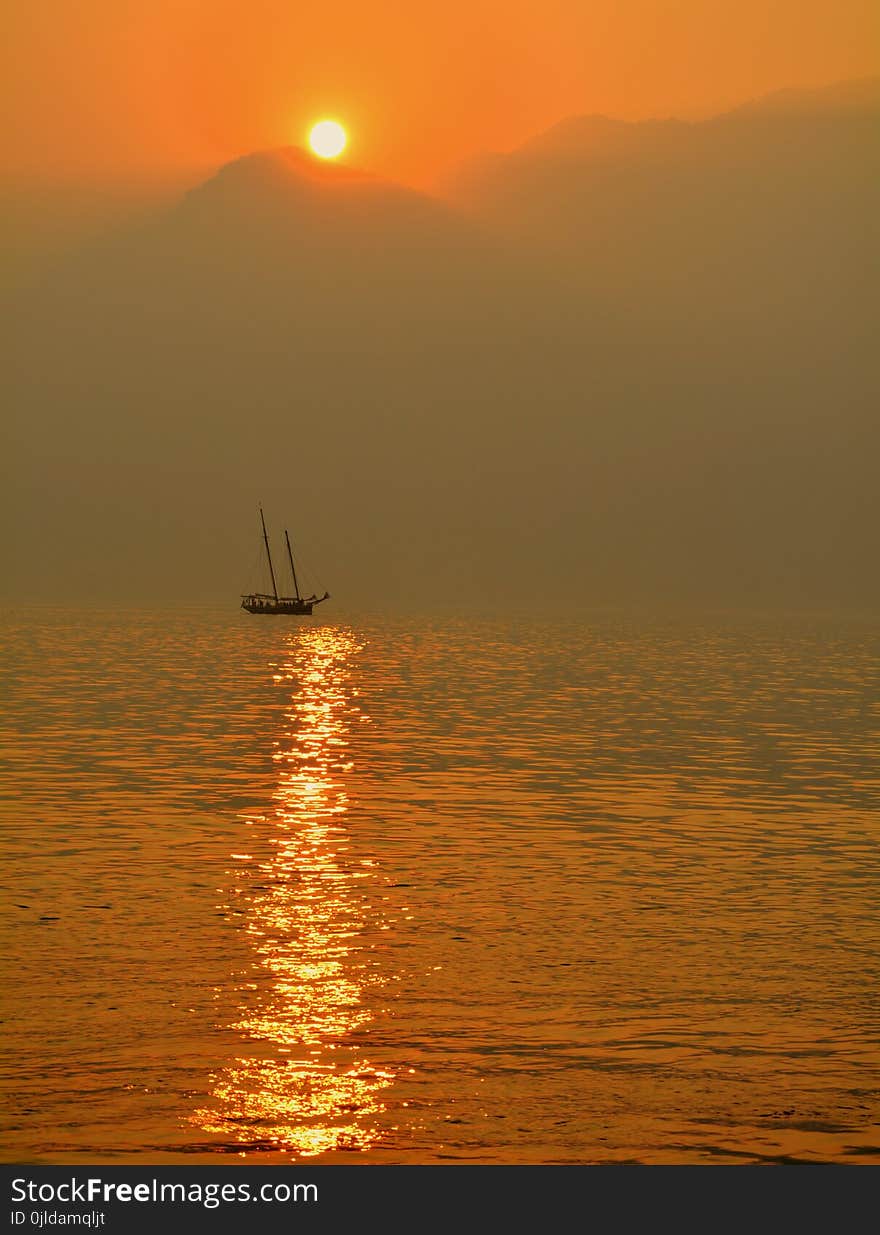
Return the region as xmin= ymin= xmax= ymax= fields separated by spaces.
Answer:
xmin=284 ymin=530 xmax=301 ymax=600
xmin=259 ymin=505 xmax=278 ymax=599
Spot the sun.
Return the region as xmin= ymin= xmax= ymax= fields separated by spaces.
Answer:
xmin=308 ymin=119 xmax=347 ymax=160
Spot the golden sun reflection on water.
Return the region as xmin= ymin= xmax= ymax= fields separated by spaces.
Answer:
xmin=194 ymin=626 xmax=395 ymax=1157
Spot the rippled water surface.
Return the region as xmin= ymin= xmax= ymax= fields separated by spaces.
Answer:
xmin=1 ymin=608 xmax=878 ymax=1164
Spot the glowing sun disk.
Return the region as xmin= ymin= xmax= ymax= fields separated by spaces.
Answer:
xmin=309 ymin=120 xmax=347 ymax=159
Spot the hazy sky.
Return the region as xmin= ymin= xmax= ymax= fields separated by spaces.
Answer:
xmin=3 ymin=5 xmax=878 ymax=613
xmin=4 ymin=1 xmax=878 ymax=189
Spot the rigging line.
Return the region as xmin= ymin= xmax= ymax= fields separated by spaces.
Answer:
xmin=299 ymin=561 xmax=323 ymax=599
xmin=293 ymin=548 xmax=326 ymax=597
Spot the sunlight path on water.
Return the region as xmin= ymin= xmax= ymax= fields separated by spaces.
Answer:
xmin=193 ymin=626 xmax=398 ymax=1156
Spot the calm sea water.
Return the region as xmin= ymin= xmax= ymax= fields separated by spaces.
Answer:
xmin=1 ymin=607 xmax=878 ymax=1164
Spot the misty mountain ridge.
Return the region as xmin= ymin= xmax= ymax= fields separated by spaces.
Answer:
xmin=726 ymin=75 xmax=880 ymax=118
xmin=4 ymin=80 xmax=878 ymax=611
xmin=176 ymin=146 xmax=480 ymax=254
xmin=449 ymin=77 xmax=879 ymax=350
xmin=455 ymin=76 xmax=880 ymax=170
xmin=35 ymin=146 xmax=486 ymax=281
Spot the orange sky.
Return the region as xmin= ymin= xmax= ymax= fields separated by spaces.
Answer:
xmin=3 ymin=0 xmax=878 ymax=190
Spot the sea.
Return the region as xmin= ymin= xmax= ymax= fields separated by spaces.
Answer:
xmin=1 ymin=607 xmax=878 ymax=1164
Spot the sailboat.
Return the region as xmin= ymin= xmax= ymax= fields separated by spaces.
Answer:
xmin=241 ymin=507 xmax=330 ymax=616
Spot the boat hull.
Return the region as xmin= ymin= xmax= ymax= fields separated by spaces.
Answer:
xmin=242 ymin=597 xmax=314 ymax=615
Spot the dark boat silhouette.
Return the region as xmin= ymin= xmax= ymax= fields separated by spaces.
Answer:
xmin=241 ymin=507 xmax=330 ymax=616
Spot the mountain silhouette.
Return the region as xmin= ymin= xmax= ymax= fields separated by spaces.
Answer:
xmin=448 ymin=79 xmax=879 ymax=325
